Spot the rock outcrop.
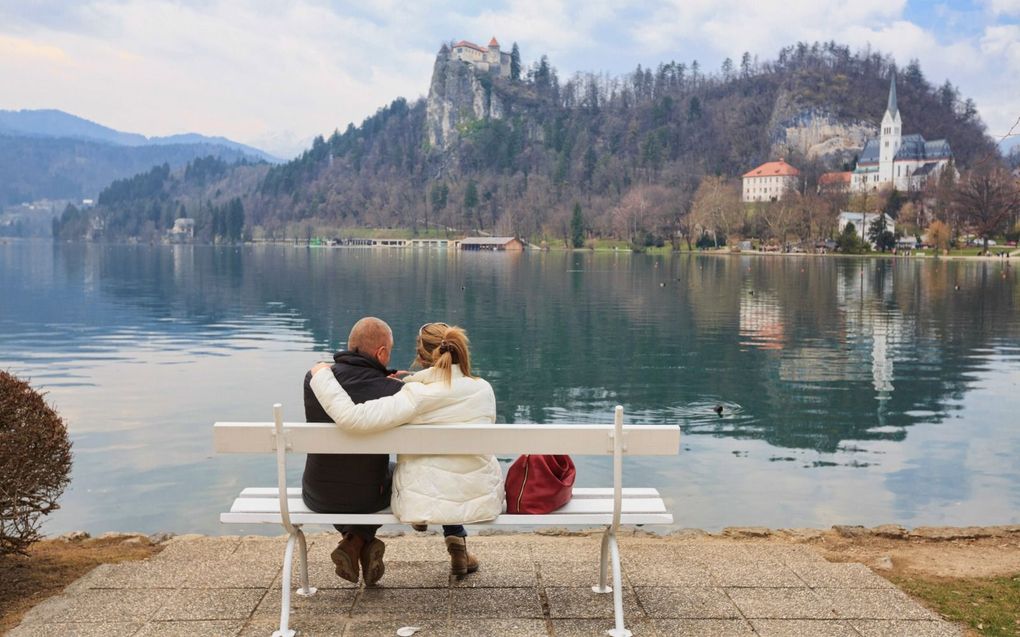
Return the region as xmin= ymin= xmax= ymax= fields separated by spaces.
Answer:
xmin=770 ymin=108 xmax=874 ymax=163
xmin=426 ymin=45 xmax=507 ymax=150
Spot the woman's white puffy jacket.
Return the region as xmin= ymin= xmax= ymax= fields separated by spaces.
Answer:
xmin=309 ymin=364 xmax=504 ymax=524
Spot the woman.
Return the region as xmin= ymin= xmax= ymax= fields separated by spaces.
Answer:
xmin=309 ymin=322 xmax=503 ymax=578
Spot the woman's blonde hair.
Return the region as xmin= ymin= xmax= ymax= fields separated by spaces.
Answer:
xmin=414 ymin=322 xmax=473 ymax=384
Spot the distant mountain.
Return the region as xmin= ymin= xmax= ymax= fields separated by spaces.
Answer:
xmin=0 ymin=109 xmax=278 ymax=205
xmin=0 ymin=109 xmax=279 ymax=162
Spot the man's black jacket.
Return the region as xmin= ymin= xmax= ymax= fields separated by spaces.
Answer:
xmin=301 ymin=350 xmax=402 ymax=513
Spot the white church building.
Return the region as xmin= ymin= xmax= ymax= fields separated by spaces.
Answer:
xmin=852 ymin=74 xmax=954 ymax=192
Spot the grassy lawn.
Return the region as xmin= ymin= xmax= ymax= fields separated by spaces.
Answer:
xmin=916 ymin=247 xmax=1011 ymax=257
xmin=891 ymin=574 xmax=1020 ymax=636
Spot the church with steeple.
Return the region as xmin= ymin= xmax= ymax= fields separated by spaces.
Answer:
xmin=851 ymin=74 xmax=954 ymax=192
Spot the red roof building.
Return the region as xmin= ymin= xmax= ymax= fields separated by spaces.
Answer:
xmin=741 ymin=159 xmax=801 ymax=202
xmin=818 ymin=171 xmax=852 ymax=192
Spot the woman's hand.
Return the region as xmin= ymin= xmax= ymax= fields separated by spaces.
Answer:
xmin=311 ymin=362 xmax=332 ymax=375
xmin=389 ymin=370 xmax=411 ymax=379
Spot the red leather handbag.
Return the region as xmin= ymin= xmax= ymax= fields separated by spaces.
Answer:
xmin=505 ymin=455 xmax=576 ymax=514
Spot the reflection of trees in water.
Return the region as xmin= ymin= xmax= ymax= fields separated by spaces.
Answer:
xmin=27 ymin=244 xmax=1020 ymax=453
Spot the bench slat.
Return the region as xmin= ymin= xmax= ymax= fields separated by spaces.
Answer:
xmin=237 ymin=487 xmax=662 ymax=499
xmin=229 ymin=497 xmax=667 ymax=516
xmin=214 ymin=422 xmax=680 ymax=456
xmin=220 ymin=511 xmax=674 ymax=526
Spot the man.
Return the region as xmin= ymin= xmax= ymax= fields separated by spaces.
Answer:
xmin=301 ymin=316 xmax=400 ymax=586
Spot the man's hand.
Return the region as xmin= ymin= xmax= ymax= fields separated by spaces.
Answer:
xmin=311 ymin=362 xmax=332 ymax=375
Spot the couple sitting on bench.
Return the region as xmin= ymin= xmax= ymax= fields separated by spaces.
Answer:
xmin=302 ymin=316 xmax=502 ymax=586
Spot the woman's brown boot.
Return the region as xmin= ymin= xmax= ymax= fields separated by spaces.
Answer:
xmin=445 ymin=536 xmax=480 ymax=579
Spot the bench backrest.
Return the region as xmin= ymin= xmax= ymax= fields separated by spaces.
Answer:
xmin=214 ymin=422 xmax=680 ymax=456
xmin=214 ymin=404 xmax=679 ymax=534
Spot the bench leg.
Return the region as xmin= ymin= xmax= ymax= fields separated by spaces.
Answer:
xmin=295 ymin=529 xmax=317 ymax=597
xmin=605 ymin=533 xmax=631 ymax=637
xmin=592 ymin=528 xmax=613 ymax=594
xmin=273 ymin=532 xmax=299 ymax=637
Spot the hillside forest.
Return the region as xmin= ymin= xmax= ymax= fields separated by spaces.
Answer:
xmin=53 ymin=41 xmax=1016 ymax=249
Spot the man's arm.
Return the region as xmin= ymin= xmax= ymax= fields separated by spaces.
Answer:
xmin=310 ymin=367 xmax=422 ymax=433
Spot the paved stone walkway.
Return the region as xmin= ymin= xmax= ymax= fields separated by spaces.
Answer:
xmin=10 ymin=533 xmax=962 ymax=636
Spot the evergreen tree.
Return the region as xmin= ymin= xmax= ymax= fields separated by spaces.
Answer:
xmin=463 ymin=181 xmax=479 ymax=230
xmin=510 ymin=43 xmax=521 ymax=81
xmin=570 ymin=202 xmax=585 ymax=248
xmin=226 ymin=198 xmax=245 ymax=242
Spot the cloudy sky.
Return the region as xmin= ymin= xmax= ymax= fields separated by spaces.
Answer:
xmin=1 ymin=0 xmax=1018 ymax=158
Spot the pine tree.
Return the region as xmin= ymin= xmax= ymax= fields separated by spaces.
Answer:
xmin=570 ymin=202 xmax=585 ymax=248
xmin=510 ymin=43 xmax=521 ymax=81
xmin=463 ymin=181 xmax=479 ymax=230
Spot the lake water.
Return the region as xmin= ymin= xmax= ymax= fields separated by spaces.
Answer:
xmin=2 ymin=240 xmax=1019 ymax=536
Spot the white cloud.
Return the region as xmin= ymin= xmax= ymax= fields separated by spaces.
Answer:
xmin=0 ymin=0 xmax=1017 ymax=156
xmin=980 ymin=0 xmax=1020 ymax=15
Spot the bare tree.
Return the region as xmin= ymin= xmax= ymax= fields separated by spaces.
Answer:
xmin=954 ymin=167 xmax=1020 ymax=253
xmin=689 ymin=176 xmax=743 ymax=245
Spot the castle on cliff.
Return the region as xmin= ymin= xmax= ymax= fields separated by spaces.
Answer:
xmin=851 ymin=74 xmax=954 ymax=192
xmin=450 ymin=37 xmax=511 ymax=78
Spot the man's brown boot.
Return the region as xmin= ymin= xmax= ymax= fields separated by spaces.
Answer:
xmin=360 ymin=538 xmax=386 ymax=586
xmin=445 ymin=536 xmax=480 ymax=579
xmin=330 ymin=533 xmax=365 ymax=584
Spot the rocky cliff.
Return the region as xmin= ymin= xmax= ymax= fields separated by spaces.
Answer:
xmin=426 ymin=45 xmax=507 ymax=150
xmin=767 ymin=90 xmax=874 ymax=164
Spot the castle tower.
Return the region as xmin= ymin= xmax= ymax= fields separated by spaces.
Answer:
xmin=878 ymin=73 xmax=902 ymax=185
xmin=487 ymin=36 xmax=500 ymax=66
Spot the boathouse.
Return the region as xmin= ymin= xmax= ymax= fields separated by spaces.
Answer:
xmin=458 ymin=237 xmax=525 ymax=251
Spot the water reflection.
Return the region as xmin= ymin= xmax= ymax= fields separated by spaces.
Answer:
xmin=1 ymin=241 xmax=1018 ymax=534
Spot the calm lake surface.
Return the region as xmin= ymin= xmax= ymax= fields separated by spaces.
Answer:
xmin=2 ymin=240 xmax=1019 ymax=535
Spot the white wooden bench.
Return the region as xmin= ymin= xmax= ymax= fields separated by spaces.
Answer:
xmin=215 ymin=405 xmax=680 ymax=637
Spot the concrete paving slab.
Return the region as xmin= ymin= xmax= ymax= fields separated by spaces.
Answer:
xmin=448 ymin=619 xmax=550 ymax=636
xmin=750 ymin=619 xmax=859 ymax=636
xmin=9 ymin=534 xmax=966 ymax=637
xmin=133 ymin=619 xmax=246 ymax=636
xmin=709 ymin=561 xmax=806 ymax=588
xmin=538 ymin=560 xmax=602 ymax=587
xmin=850 ymin=619 xmax=965 ymax=637
xmin=450 ymin=559 xmax=537 ymax=588
xmin=369 ymin=560 xmax=451 ymax=588
xmin=340 ymin=618 xmax=447 ymax=636
xmin=153 ymin=537 xmax=241 ymax=563
xmin=353 ymin=587 xmax=450 ymax=618
xmin=20 ymin=589 xmax=166 ymax=624
xmin=238 ymin=617 xmax=349 ymax=636
xmin=253 ymin=587 xmax=357 ymax=619
xmin=153 ymin=588 xmax=265 ymax=621
xmin=635 ymin=587 xmax=742 ymax=619
xmin=622 ymin=554 xmax=715 ymax=587
xmin=820 ymin=588 xmax=939 ymax=620
xmin=725 ymin=587 xmax=836 ymax=619
xmin=544 ymin=586 xmax=642 ymax=619
xmin=653 ymin=618 xmax=756 ymax=636
xmin=82 ymin=560 xmax=192 ymax=589
xmin=788 ymin=562 xmax=896 ymax=589
xmin=449 ymin=587 xmax=544 ymax=618
xmin=184 ymin=560 xmax=279 ymax=588
xmin=6 ymin=622 xmax=144 ymax=637
xmin=551 ymin=617 xmax=657 ymax=636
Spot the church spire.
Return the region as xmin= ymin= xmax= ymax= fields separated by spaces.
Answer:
xmin=887 ymin=72 xmax=898 ymax=118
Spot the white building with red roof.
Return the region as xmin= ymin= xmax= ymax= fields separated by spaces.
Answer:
xmin=741 ymin=159 xmax=801 ymax=202
xmin=451 ymin=37 xmax=511 ymax=78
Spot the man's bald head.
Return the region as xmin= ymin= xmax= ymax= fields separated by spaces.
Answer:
xmin=348 ymin=317 xmax=394 ymax=366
